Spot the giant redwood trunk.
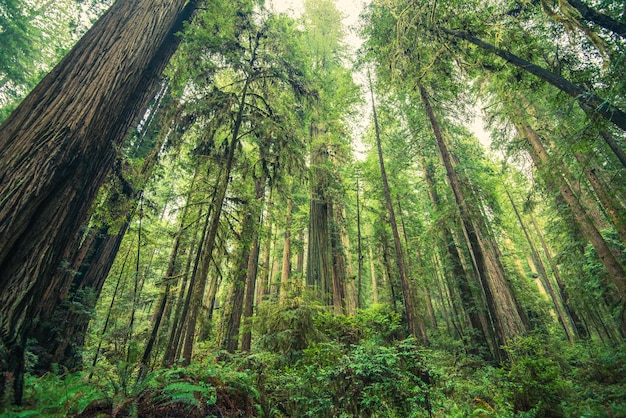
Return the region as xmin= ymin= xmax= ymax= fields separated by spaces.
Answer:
xmin=0 ymin=0 xmax=197 ymax=403
xmin=307 ymin=121 xmax=333 ymax=303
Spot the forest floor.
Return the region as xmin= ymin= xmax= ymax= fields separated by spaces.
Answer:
xmin=2 ymin=304 xmax=625 ymax=417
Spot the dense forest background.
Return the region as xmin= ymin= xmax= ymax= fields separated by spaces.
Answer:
xmin=0 ymin=0 xmax=625 ymax=416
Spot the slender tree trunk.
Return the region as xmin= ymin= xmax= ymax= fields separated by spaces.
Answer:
xmin=162 ymin=203 xmax=204 ymax=366
xmin=340 ymin=207 xmax=358 ymax=316
xmin=420 ymin=83 xmax=528 ymax=358
xmin=296 ymin=230 xmax=305 ymax=276
xmin=371 ymin=75 xmax=425 ymax=343
xmin=241 ymin=234 xmax=262 ymax=352
xmin=529 ymin=212 xmax=588 ymax=339
xmin=88 ymin=234 xmax=135 ymax=378
xmin=181 ymin=38 xmax=261 ymax=361
xmin=432 ymin=258 xmax=453 ymax=337
xmin=356 ymin=176 xmax=363 ymax=309
xmin=223 ymin=175 xmax=265 ymax=352
xmin=181 ymin=149 xmax=235 ymax=363
xmin=519 ymin=123 xmax=626 ymax=301
xmin=565 ymin=0 xmax=626 ymax=38
xmin=279 ymin=188 xmax=294 ymax=304
xmin=421 ymin=159 xmax=493 ymax=359
xmin=506 ymin=189 xmax=575 ymax=342
xmin=369 ymin=237 xmax=379 ymax=304
xmin=441 ymin=27 xmax=626 ymax=132
xmin=573 ymin=151 xmax=626 ymax=246
xmin=0 ymin=0 xmax=197 ymax=402
xmin=381 ymin=237 xmax=398 ymax=311
xmin=138 ymin=173 xmax=196 ymax=380
xmin=256 ymin=223 xmax=273 ymax=306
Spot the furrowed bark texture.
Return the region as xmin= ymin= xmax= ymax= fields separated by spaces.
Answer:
xmin=0 ymin=0 xmax=196 ymax=365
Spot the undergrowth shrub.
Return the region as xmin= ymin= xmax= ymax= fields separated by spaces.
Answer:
xmin=503 ymin=334 xmax=572 ymax=417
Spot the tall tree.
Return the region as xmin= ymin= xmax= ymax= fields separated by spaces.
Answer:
xmin=369 ymin=73 xmax=427 ymax=343
xmin=0 ymin=0 xmax=197 ymax=403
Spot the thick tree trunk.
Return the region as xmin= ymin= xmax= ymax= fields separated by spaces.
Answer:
xmin=329 ymin=201 xmax=347 ymax=315
xmin=340 ymin=207 xmax=358 ymax=316
xmin=279 ymin=190 xmax=294 ymax=304
xmin=307 ymin=121 xmax=332 ymax=304
xmin=0 ymin=0 xmax=197 ymax=403
xmin=421 ymin=159 xmax=493 ymax=360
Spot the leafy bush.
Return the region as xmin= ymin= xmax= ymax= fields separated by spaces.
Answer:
xmin=503 ymin=335 xmax=572 ymax=417
xmin=1 ymin=371 xmax=109 ymax=417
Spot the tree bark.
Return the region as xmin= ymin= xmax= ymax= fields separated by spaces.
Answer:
xmin=307 ymin=121 xmax=332 ymax=304
xmin=565 ymin=0 xmax=626 ymax=38
xmin=279 ymin=189 xmax=294 ymax=304
xmin=138 ymin=172 xmax=196 ymax=380
xmin=573 ymin=151 xmax=626 ymax=246
xmin=368 ymin=237 xmax=379 ymax=304
xmin=529 ymin=212 xmax=588 ymax=339
xmin=519 ymin=123 xmax=626 ymax=301
xmin=223 ymin=175 xmax=265 ymax=352
xmin=356 ymin=176 xmax=363 ymax=309
xmin=329 ymin=201 xmax=347 ymax=315
xmin=421 ymin=159 xmax=493 ymax=360
xmin=0 ymin=0 xmax=197 ymax=403
xmin=240 ymin=234 xmax=262 ymax=352
xmin=506 ymin=189 xmax=575 ymax=342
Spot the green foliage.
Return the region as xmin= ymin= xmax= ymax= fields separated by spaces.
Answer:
xmin=1 ymin=371 xmax=108 ymax=417
xmin=503 ymin=335 xmax=571 ymax=417
xmin=255 ymin=298 xmax=320 ymax=356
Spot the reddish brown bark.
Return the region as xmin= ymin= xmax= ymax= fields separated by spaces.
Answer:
xmin=0 ymin=0 xmax=196 ymax=403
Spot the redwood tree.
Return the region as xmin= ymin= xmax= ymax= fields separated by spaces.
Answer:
xmin=0 ymin=0 xmax=197 ymax=403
